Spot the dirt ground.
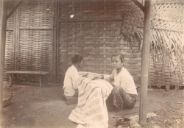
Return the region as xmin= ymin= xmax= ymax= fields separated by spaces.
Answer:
xmin=2 ymin=84 xmax=184 ymax=128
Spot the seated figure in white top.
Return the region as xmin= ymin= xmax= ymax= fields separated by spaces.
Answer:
xmin=63 ymin=54 xmax=83 ymax=104
xmin=106 ymin=54 xmax=138 ymax=111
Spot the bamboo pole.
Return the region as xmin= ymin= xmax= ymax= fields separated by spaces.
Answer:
xmin=139 ymin=0 xmax=152 ymax=125
xmin=0 ymin=0 xmax=6 ymax=126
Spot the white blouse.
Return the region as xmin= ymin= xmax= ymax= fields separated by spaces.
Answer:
xmin=113 ymin=68 xmax=138 ymax=95
xmin=63 ymin=65 xmax=80 ymax=96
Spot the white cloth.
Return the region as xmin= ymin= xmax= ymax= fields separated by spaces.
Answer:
xmin=69 ymin=78 xmax=113 ymax=128
xmin=113 ymin=67 xmax=138 ymax=95
xmin=63 ymin=65 xmax=80 ymax=96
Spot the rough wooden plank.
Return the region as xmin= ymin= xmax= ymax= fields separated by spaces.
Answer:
xmin=6 ymin=70 xmax=48 ymax=75
xmin=0 ymin=0 xmax=6 ymax=125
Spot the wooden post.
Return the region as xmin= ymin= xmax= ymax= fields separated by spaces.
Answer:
xmin=0 ymin=0 xmax=6 ymax=126
xmin=52 ymin=0 xmax=60 ymax=83
xmin=139 ymin=0 xmax=152 ymax=125
xmin=14 ymin=4 xmax=20 ymax=71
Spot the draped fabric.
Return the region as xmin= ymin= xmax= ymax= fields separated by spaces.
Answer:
xmin=69 ymin=78 xmax=113 ymax=128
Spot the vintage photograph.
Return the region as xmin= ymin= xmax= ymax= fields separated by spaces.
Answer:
xmin=0 ymin=0 xmax=184 ymax=128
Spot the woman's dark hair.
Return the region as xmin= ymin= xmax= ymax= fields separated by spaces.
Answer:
xmin=111 ymin=54 xmax=125 ymax=63
xmin=71 ymin=54 xmax=83 ymax=64
xmin=118 ymin=54 xmax=125 ymax=63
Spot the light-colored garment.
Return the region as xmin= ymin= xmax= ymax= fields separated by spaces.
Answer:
xmin=63 ymin=65 xmax=80 ymax=97
xmin=69 ymin=78 xmax=113 ymax=128
xmin=112 ymin=67 xmax=138 ymax=95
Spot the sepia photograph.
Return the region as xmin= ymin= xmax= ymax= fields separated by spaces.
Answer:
xmin=0 ymin=0 xmax=184 ymax=128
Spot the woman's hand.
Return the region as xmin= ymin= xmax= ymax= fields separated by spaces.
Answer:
xmin=88 ymin=74 xmax=104 ymax=80
xmin=80 ymin=72 xmax=88 ymax=77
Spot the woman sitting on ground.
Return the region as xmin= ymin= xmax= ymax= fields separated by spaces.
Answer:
xmin=63 ymin=54 xmax=83 ymax=104
xmin=105 ymin=54 xmax=138 ymax=111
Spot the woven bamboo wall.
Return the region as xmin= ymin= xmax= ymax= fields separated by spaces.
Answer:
xmin=5 ymin=0 xmax=183 ymax=87
xmin=149 ymin=0 xmax=184 ymax=88
xmin=5 ymin=14 xmax=15 ymax=71
xmin=5 ymin=0 xmax=54 ymax=83
xmin=58 ymin=0 xmax=143 ymax=85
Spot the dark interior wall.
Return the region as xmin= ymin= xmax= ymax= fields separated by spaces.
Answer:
xmin=58 ymin=0 xmax=143 ymax=85
xmin=5 ymin=0 xmax=144 ymax=85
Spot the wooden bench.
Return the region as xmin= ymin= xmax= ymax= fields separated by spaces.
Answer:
xmin=6 ymin=71 xmax=48 ymax=87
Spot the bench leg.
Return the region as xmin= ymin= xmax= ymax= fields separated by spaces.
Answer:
xmin=39 ymin=76 xmax=42 ymax=88
xmin=39 ymin=75 xmax=48 ymax=88
xmin=8 ymin=74 xmax=13 ymax=87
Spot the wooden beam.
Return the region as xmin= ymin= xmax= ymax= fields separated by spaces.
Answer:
xmin=52 ymin=0 xmax=60 ymax=82
xmin=0 ymin=0 xmax=7 ymax=126
xmin=14 ymin=5 xmax=20 ymax=70
xmin=131 ymin=0 xmax=145 ymax=12
xmin=139 ymin=0 xmax=152 ymax=125
xmin=6 ymin=0 xmax=22 ymax=19
xmin=60 ymin=19 xmax=125 ymax=23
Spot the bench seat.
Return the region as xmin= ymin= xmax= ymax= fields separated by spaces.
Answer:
xmin=6 ymin=71 xmax=48 ymax=87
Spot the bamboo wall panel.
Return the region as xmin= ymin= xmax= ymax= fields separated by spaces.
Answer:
xmin=5 ymin=31 xmax=14 ymax=71
xmin=149 ymin=1 xmax=184 ymax=88
xmin=19 ymin=0 xmax=53 ymax=29
xmin=5 ymin=11 xmax=15 ymax=73
xmin=5 ymin=0 xmax=54 ymax=83
xmin=18 ymin=30 xmax=52 ymax=71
